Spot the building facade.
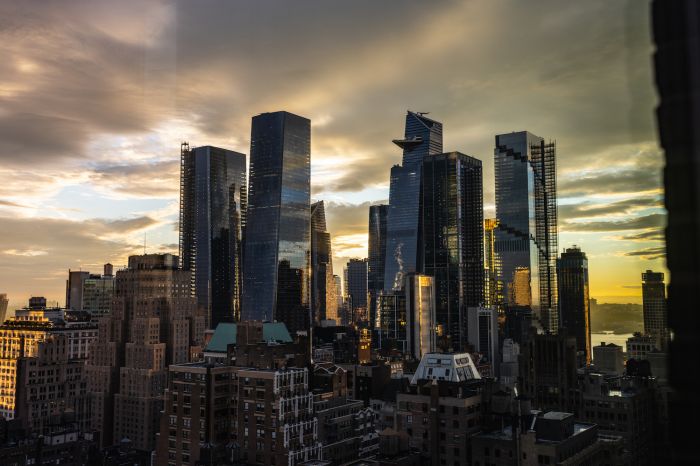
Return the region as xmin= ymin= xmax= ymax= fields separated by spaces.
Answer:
xmin=242 ymin=111 xmax=311 ymax=337
xmin=368 ymin=204 xmax=389 ymax=330
xmin=494 ymin=131 xmax=558 ymax=333
xmin=86 ymin=254 xmax=203 ymax=451
xmin=311 ymin=200 xmax=337 ymax=324
xmin=484 ymin=219 xmax=503 ymax=312
xmin=557 ymin=246 xmax=591 ymax=365
xmin=421 ymin=151 xmax=484 ymax=351
xmin=0 ymin=293 xmax=9 ymax=323
xmin=345 ymin=258 xmax=369 ymax=325
xmin=384 ymin=112 xmax=443 ymax=291
xmin=642 ymin=270 xmax=668 ymax=351
xmin=405 ymin=274 xmax=436 ymax=361
xmin=179 ymin=143 xmax=247 ymax=328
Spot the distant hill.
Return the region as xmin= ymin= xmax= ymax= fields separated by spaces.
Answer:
xmin=590 ymin=302 xmax=644 ymax=334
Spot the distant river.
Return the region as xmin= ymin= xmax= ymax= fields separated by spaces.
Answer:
xmin=591 ymin=332 xmax=634 ymax=352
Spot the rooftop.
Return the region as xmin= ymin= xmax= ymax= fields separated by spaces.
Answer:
xmin=204 ymin=322 xmax=293 ymax=353
xmin=410 ymin=352 xmax=481 ymax=384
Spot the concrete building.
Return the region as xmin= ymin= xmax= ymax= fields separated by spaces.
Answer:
xmin=625 ymin=333 xmax=657 ymax=361
xmin=0 ymin=293 xmax=8 ymax=323
xmin=81 ymin=264 xmax=115 ymax=321
xmin=467 ymin=307 xmax=499 ymax=377
xmin=0 ymin=300 xmax=96 ymax=429
xmin=66 ymin=264 xmax=115 ymax=320
xmin=642 ymin=270 xmax=668 ymax=351
xmin=312 ymin=364 xmax=378 ymax=462
xmin=593 ymin=343 xmax=624 ymax=375
xmin=578 ymin=374 xmax=656 ymax=465
xmin=395 ymin=378 xmax=484 ymax=466
xmin=471 ymin=411 xmax=611 ymax=466
xmin=500 ymin=338 xmax=520 ymax=389
xmin=155 ymin=361 xmax=235 ymax=465
xmin=519 ymin=332 xmax=579 ymax=414
xmin=86 ymin=254 xmax=204 ymax=452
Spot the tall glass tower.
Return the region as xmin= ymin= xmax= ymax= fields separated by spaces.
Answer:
xmin=179 ymin=143 xmax=247 ymax=328
xmin=421 ymin=151 xmax=484 ymax=351
xmin=557 ymin=246 xmax=591 ymax=365
xmin=642 ymin=270 xmax=668 ymax=351
xmin=311 ymin=200 xmax=336 ymax=324
xmin=242 ymin=111 xmax=311 ymax=336
xmin=368 ymin=204 xmax=388 ymax=328
xmin=494 ymin=131 xmax=558 ymax=333
xmin=384 ymin=111 xmax=442 ymax=291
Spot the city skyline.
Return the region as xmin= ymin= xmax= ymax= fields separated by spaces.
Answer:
xmin=0 ymin=1 xmax=664 ymax=307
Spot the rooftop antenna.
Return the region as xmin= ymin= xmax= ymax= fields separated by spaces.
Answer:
xmin=143 ymin=232 xmax=147 ymax=255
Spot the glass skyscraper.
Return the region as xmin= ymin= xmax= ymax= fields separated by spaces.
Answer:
xmin=345 ymin=258 xmax=368 ymax=324
xmin=557 ymin=246 xmax=591 ymax=364
xmin=242 ymin=111 xmax=311 ymax=336
xmin=494 ymin=131 xmax=558 ymax=333
xmin=179 ymin=144 xmax=247 ymax=328
xmin=384 ymin=111 xmax=442 ymax=291
xmin=311 ymin=200 xmax=336 ymax=324
xmin=367 ymin=204 xmax=388 ymax=328
xmin=421 ymin=151 xmax=484 ymax=351
xmin=642 ymin=270 xmax=668 ymax=351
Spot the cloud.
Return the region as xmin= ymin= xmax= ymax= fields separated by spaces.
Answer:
xmin=0 ymin=215 xmax=150 ymax=304
xmin=0 ymin=199 xmax=28 ymax=208
xmin=619 ymin=229 xmax=665 ymax=242
xmin=103 ymin=216 xmax=159 ymax=233
xmin=88 ymin=161 xmax=180 ymax=199
xmin=624 ymin=246 xmax=666 ymax=260
xmin=558 ymin=196 xmax=662 ymax=220
xmin=563 ymin=213 xmax=665 ymax=233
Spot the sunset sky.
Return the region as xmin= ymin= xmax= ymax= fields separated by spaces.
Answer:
xmin=0 ymin=0 xmax=665 ymax=309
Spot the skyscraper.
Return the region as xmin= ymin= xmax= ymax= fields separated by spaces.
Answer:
xmin=421 ymin=151 xmax=484 ymax=351
xmin=0 ymin=293 xmax=8 ymax=323
xmin=311 ymin=200 xmax=336 ymax=324
xmin=242 ymin=111 xmax=311 ymax=336
xmin=345 ymin=258 xmax=368 ymax=324
xmin=86 ymin=254 xmax=204 ymax=451
xmin=384 ymin=111 xmax=443 ymax=291
xmin=368 ymin=204 xmax=388 ymax=328
xmin=642 ymin=270 xmax=668 ymax=351
xmin=405 ymin=274 xmax=436 ymax=360
xmin=484 ymin=218 xmax=503 ymax=311
xmin=66 ymin=270 xmax=89 ymax=310
xmin=179 ymin=143 xmax=247 ymax=328
xmin=494 ymin=131 xmax=558 ymax=333
xmin=557 ymin=246 xmax=591 ymax=365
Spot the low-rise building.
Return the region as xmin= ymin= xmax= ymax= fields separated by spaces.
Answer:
xmin=593 ymin=343 xmax=624 ymax=375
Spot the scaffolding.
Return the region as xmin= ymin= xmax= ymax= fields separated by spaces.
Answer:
xmin=178 ymin=142 xmax=196 ymax=298
xmin=530 ymin=140 xmax=559 ymax=333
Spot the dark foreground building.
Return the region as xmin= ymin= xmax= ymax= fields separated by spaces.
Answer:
xmin=557 ymin=246 xmax=591 ymax=365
